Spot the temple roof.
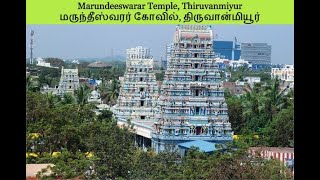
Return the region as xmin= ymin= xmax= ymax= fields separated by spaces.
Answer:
xmin=91 ymin=90 xmax=99 ymax=96
xmin=180 ymin=32 xmax=211 ymax=39
xmin=177 ymin=25 xmax=211 ymax=31
xmin=88 ymin=61 xmax=111 ymax=68
xmin=178 ymin=140 xmax=218 ymax=152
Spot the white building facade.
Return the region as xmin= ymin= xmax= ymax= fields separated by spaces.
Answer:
xmin=113 ymin=46 xmax=160 ymax=122
xmin=244 ymin=76 xmax=261 ymax=87
xmin=36 ymin=57 xmax=51 ymax=68
xmin=126 ymin=46 xmax=151 ymax=59
xmin=271 ymin=64 xmax=294 ymax=82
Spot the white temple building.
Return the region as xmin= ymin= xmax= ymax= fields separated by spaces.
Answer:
xmin=57 ymin=67 xmax=80 ymax=96
xmin=88 ymin=90 xmax=102 ymax=104
xmin=112 ymin=46 xmax=160 ymax=148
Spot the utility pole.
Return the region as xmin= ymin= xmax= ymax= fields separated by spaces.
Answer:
xmin=30 ymin=30 xmax=34 ymax=64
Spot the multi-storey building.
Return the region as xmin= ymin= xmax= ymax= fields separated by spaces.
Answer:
xmin=161 ymin=43 xmax=174 ymax=70
xmin=57 ymin=67 xmax=79 ymax=96
xmin=271 ymin=64 xmax=294 ymax=82
xmin=213 ymin=40 xmax=241 ymax=60
xmin=240 ymin=43 xmax=272 ymax=70
xmin=113 ymin=46 xmax=160 ymax=148
xmin=126 ymin=46 xmax=151 ymax=59
xmin=152 ymin=25 xmax=233 ymax=153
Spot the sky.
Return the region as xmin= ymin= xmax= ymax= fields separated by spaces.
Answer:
xmin=26 ymin=25 xmax=294 ymax=64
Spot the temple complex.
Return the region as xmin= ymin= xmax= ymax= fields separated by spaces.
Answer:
xmin=151 ymin=25 xmax=233 ymax=153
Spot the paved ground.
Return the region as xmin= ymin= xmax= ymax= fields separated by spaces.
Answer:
xmin=26 ymin=164 xmax=54 ymax=178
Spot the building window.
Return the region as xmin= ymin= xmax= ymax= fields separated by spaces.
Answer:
xmin=69 ymin=86 xmax=72 ymax=89
xmin=140 ymin=77 xmax=143 ymax=81
xmin=140 ymin=100 xmax=144 ymax=106
xmin=195 ymin=89 xmax=200 ymax=96
xmin=141 ymin=116 xmax=145 ymax=120
xmin=196 ymin=126 xmax=201 ymax=135
xmin=196 ymin=107 xmax=200 ymax=115
xmin=140 ymin=87 xmax=144 ymax=92
xmin=195 ymin=75 xmax=199 ymax=81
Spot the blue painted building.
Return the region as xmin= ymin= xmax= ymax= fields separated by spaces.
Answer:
xmin=213 ymin=40 xmax=241 ymax=60
xmin=213 ymin=41 xmax=233 ymax=60
xmin=178 ymin=140 xmax=220 ymax=157
xmin=234 ymin=43 xmax=241 ymax=60
xmin=212 ymin=40 xmax=272 ymax=71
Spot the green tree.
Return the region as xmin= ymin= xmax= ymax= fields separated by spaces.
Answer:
xmin=97 ymin=109 xmax=114 ymax=121
xmin=37 ymin=66 xmax=60 ymax=87
xmin=36 ymin=150 xmax=96 ymax=179
xmin=97 ymin=82 xmax=109 ymax=103
xmin=26 ymin=75 xmax=39 ymax=92
xmin=262 ymin=106 xmax=294 ymax=147
xmin=226 ymin=96 xmax=245 ymax=134
xmin=74 ymin=84 xmax=91 ymax=110
xmin=26 ymin=92 xmax=50 ymax=124
xmin=44 ymin=91 xmax=59 ymax=108
xmin=263 ymin=77 xmax=287 ymax=121
xmin=58 ymin=92 xmax=75 ymax=105
xmin=81 ymin=120 xmax=136 ymax=179
xmin=106 ymin=79 xmax=119 ymax=105
xmin=155 ymin=72 xmax=164 ymax=81
xmin=44 ymin=57 xmax=65 ymax=68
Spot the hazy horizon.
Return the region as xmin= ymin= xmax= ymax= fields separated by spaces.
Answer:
xmin=26 ymin=25 xmax=294 ymax=64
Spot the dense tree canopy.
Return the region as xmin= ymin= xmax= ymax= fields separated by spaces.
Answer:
xmin=225 ymin=77 xmax=294 ymax=147
xmin=26 ymin=63 xmax=293 ymax=179
xmin=27 ymin=88 xmax=293 ymax=179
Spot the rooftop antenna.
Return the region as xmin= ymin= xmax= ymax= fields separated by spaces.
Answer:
xmin=30 ymin=30 xmax=34 ymax=64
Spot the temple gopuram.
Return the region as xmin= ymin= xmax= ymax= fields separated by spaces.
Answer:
xmin=152 ymin=25 xmax=233 ymax=153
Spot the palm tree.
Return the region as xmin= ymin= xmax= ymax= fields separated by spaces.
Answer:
xmin=97 ymin=82 xmax=108 ymax=103
xmin=284 ymin=89 xmax=294 ymax=107
xmin=45 ymin=91 xmax=58 ymax=108
xmin=87 ymin=70 xmax=92 ymax=79
xmin=227 ymin=66 xmax=233 ymax=73
xmin=106 ymin=79 xmax=119 ymax=105
xmin=59 ymin=93 xmax=75 ymax=105
xmin=241 ymin=92 xmax=258 ymax=119
xmin=264 ymin=77 xmax=287 ymax=121
xmin=74 ymin=84 xmax=91 ymax=110
xmin=26 ymin=75 xmax=38 ymax=92
xmin=26 ymin=75 xmax=33 ymax=92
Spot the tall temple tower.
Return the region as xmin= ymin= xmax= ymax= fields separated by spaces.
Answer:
xmin=113 ymin=46 xmax=160 ymax=124
xmin=152 ymin=25 xmax=233 ymax=153
xmin=57 ymin=66 xmax=80 ymax=96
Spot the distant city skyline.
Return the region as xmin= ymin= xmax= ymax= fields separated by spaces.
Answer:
xmin=26 ymin=25 xmax=294 ymax=64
